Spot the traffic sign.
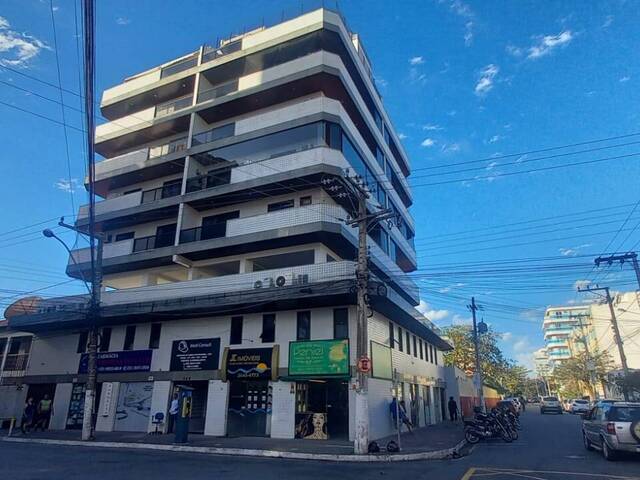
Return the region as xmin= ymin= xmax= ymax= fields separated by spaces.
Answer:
xmin=357 ymin=356 xmax=371 ymax=373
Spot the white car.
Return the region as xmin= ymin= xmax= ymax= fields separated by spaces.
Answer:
xmin=540 ymin=396 xmax=563 ymax=414
xmin=570 ymin=399 xmax=591 ymax=415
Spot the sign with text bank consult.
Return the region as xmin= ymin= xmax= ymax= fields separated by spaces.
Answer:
xmin=288 ymin=339 xmax=349 ymax=377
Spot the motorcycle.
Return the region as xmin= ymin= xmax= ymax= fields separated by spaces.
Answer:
xmin=464 ymin=408 xmax=513 ymax=444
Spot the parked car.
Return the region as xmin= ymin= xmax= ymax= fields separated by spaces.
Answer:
xmin=582 ymin=401 xmax=640 ymax=460
xmin=540 ymin=396 xmax=563 ymax=414
xmin=570 ymin=399 xmax=591 ymax=415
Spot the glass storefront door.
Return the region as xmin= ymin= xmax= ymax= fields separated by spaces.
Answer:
xmin=227 ymin=380 xmax=269 ymax=437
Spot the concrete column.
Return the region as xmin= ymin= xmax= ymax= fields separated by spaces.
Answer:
xmin=204 ymin=380 xmax=228 ymax=436
xmin=96 ymin=382 xmax=120 ymax=432
xmin=147 ymin=380 xmax=171 ymax=433
xmin=49 ymin=383 xmax=73 ymax=430
xmin=270 ymin=381 xmax=295 ymax=439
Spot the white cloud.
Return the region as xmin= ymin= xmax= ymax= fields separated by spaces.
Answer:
xmin=602 ymin=15 xmax=614 ymax=28
xmin=441 ymin=142 xmax=461 ymax=153
xmin=0 ymin=16 xmax=49 ymax=67
xmin=620 ymin=75 xmax=631 ymax=83
xmin=375 ymin=76 xmax=388 ymax=88
xmin=417 ymin=300 xmax=449 ymax=321
xmin=398 ymin=133 xmax=408 ymax=140
xmin=474 ymin=64 xmax=499 ymax=96
xmin=423 ymin=123 xmax=443 ymax=131
xmin=451 ymin=314 xmax=471 ymax=325
xmin=506 ymin=44 xmax=523 ymax=57
xmin=527 ymin=30 xmax=574 ymax=59
xmin=486 ymin=161 xmax=498 ymax=171
xmin=488 ymin=134 xmax=503 ymax=143
xmin=438 ymin=282 xmax=465 ymax=293
xmin=447 ymin=110 xmax=457 ymax=117
xmin=55 ymin=178 xmax=80 ymax=193
xmin=559 ymin=243 xmax=591 ymax=257
xmin=116 ymin=17 xmax=131 ymax=26
xmin=409 ymin=56 xmax=424 ymax=65
xmin=421 ymin=138 xmax=436 ymax=147
xmin=464 ymin=21 xmax=474 ymax=46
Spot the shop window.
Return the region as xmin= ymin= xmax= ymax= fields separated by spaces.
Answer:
xmin=412 ymin=336 xmax=418 ymax=358
xmin=123 ymin=325 xmax=136 ymax=351
xmin=297 ymin=311 xmax=311 ymax=341
xmin=261 ymin=314 xmax=276 ymax=343
xmin=267 ymin=199 xmax=294 ymax=212
xmin=99 ymin=327 xmax=111 ymax=352
xmin=230 ymin=316 xmax=243 ymax=345
xmin=300 ymin=196 xmax=312 ymax=206
xmin=77 ymin=331 xmax=88 ymax=353
xmin=388 ymin=321 xmax=395 ymax=348
xmin=333 ymin=308 xmax=349 ymax=339
xmin=405 ymin=331 xmax=411 ymax=355
xmin=397 ymin=327 xmax=403 ymax=352
xmin=149 ymin=323 xmax=162 ymax=349
xmin=419 ymin=339 xmax=424 ymax=360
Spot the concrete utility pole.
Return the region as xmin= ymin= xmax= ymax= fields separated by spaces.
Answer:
xmin=326 ymin=173 xmax=397 ymax=454
xmin=578 ymin=285 xmax=630 ymax=401
xmin=468 ymin=297 xmax=485 ymax=411
xmin=594 ymin=252 xmax=640 ymax=291
xmin=571 ymin=313 xmax=598 ymax=400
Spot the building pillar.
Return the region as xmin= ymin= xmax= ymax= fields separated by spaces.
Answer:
xmin=270 ymin=381 xmax=295 ymax=439
xmin=49 ymin=383 xmax=73 ymax=430
xmin=204 ymin=380 xmax=228 ymax=436
xmin=147 ymin=380 xmax=171 ymax=433
xmin=96 ymin=381 xmax=120 ymax=432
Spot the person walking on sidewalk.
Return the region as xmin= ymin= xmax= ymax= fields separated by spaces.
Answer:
xmin=448 ymin=396 xmax=459 ymax=422
xmin=21 ymin=397 xmax=35 ymax=434
xmin=34 ymin=394 xmax=53 ymax=431
xmin=390 ymin=398 xmax=413 ymax=433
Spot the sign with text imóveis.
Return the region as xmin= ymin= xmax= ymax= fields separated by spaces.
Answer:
xmin=288 ymin=339 xmax=349 ymax=377
xmin=222 ymin=346 xmax=278 ymax=381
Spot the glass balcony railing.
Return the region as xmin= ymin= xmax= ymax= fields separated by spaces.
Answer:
xmin=148 ymin=136 xmax=188 ymax=159
xmin=202 ymin=40 xmax=242 ymax=64
xmin=191 ymin=123 xmax=235 ymax=146
xmin=160 ymin=54 xmax=198 ymax=79
xmin=197 ymin=79 xmax=239 ymax=103
xmin=154 ymin=95 xmax=193 ymax=118
xmin=132 ymin=232 xmax=176 ymax=253
xmin=140 ymin=183 xmax=182 ymax=204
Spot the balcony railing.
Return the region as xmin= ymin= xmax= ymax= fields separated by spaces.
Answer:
xmin=141 ymin=183 xmax=182 ymax=204
xmin=148 ymin=136 xmax=188 ymax=159
xmin=160 ymin=54 xmax=198 ymax=79
xmin=154 ymin=95 xmax=193 ymax=118
xmin=132 ymin=232 xmax=176 ymax=253
xmin=185 ymin=168 xmax=232 ymax=193
xmin=202 ymin=40 xmax=242 ymax=64
xmin=2 ymin=353 xmax=29 ymax=372
xmin=197 ymin=79 xmax=239 ymax=103
xmin=191 ymin=123 xmax=235 ymax=146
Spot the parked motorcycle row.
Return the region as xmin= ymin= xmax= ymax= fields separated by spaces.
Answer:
xmin=464 ymin=404 xmax=522 ymax=444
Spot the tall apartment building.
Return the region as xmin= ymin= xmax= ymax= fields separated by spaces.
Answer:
xmin=542 ymin=305 xmax=591 ymax=366
xmin=7 ymin=9 xmax=451 ymax=441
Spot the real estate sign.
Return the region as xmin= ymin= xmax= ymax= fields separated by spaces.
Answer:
xmin=288 ymin=339 xmax=349 ymax=377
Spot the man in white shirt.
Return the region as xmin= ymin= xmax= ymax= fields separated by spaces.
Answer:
xmin=168 ymin=393 xmax=179 ymax=433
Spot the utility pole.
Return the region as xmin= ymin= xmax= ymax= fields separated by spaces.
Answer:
xmin=578 ymin=285 xmax=630 ymax=401
xmin=594 ymin=252 xmax=640 ymax=291
xmin=467 ymin=297 xmax=485 ymax=411
xmin=571 ymin=313 xmax=598 ymax=400
xmin=325 ymin=173 xmax=397 ymax=454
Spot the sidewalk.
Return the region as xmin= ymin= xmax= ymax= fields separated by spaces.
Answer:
xmin=2 ymin=421 xmax=466 ymax=462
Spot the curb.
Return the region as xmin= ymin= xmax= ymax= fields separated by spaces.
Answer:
xmin=2 ymin=436 xmax=467 ymax=463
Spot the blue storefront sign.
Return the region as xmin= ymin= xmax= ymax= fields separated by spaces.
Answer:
xmin=78 ymin=350 xmax=153 ymax=374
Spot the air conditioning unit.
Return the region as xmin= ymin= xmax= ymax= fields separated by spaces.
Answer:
xmin=253 ymin=272 xmax=309 ymax=289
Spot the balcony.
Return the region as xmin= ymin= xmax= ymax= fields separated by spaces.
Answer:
xmin=2 ymin=353 xmax=29 ymax=374
xmin=201 ymin=39 xmax=242 ymax=64
xmin=160 ymin=54 xmax=198 ymax=80
xmin=155 ymin=95 xmax=193 ymax=118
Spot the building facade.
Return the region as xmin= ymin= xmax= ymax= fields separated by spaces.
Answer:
xmin=6 ymin=9 xmax=450 ymax=441
xmin=542 ymin=305 xmax=591 ymax=367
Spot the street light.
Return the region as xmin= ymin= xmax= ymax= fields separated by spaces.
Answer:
xmin=42 ymin=229 xmax=91 ymax=294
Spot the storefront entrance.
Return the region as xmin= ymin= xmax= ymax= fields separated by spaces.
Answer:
xmin=227 ymin=380 xmax=269 ymax=437
xmin=295 ymin=379 xmax=349 ymax=440
xmin=172 ymin=381 xmax=208 ymax=433
xmin=25 ymin=383 xmax=56 ymax=429
xmin=114 ymin=382 xmax=153 ymax=432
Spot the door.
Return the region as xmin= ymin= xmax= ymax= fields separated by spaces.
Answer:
xmin=227 ymin=380 xmax=269 ymax=437
xmin=423 ymin=386 xmax=432 ymax=424
xmin=201 ymin=211 xmax=239 ymax=240
xmin=433 ymin=388 xmax=442 ymax=423
xmin=326 ymin=380 xmax=349 ymax=439
xmin=155 ymin=223 xmax=176 ymax=248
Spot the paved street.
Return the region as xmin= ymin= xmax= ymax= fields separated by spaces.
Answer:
xmin=2 ymin=410 xmax=639 ymax=480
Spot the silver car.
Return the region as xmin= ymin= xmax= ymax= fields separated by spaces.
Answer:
xmin=540 ymin=395 xmax=562 ymax=414
xmin=582 ymin=401 xmax=640 ymax=461
xmin=570 ymin=399 xmax=591 ymax=415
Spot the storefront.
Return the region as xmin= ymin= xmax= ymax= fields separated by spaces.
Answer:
xmin=221 ymin=346 xmax=278 ymax=437
xmin=287 ymin=339 xmax=350 ymax=440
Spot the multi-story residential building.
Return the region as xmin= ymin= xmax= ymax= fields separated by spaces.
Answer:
xmin=0 ymin=320 xmax=32 ymax=426
xmin=6 ymin=9 xmax=450 ymax=442
xmin=542 ymin=305 xmax=591 ymax=366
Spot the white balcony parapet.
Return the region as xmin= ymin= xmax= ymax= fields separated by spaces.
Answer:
xmin=102 ymin=69 xmax=162 ymax=105
xmin=101 ymin=261 xmax=357 ymax=306
xmin=69 ymin=239 xmax=135 ymax=265
xmin=78 ymin=191 xmax=143 ymax=220
xmin=95 ymin=106 xmax=156 ymax=141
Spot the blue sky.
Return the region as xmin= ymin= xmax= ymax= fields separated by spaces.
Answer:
xmin=0 ymin=0 xmax=639 ymax=370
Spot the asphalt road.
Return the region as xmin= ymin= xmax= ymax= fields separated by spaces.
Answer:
xmin=1 ymin=408 xmax=639 ymax=480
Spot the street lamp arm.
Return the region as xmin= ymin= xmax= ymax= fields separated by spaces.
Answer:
xmin=42 ymin=229 xmax=92 ymax=295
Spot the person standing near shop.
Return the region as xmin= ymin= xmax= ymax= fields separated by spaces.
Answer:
xmin=34 ymin=394 xmax=53 ymax=431
xmin=21 ymin=397 xmax=35 ymax=434
xmin=448 ymin=396 xmax=459 ymax=422
xmin=168 ymin=393 xmax=179 ymax=433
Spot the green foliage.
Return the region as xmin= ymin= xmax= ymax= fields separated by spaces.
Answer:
xmin=551 ymin=351 xmax=613 ymax=399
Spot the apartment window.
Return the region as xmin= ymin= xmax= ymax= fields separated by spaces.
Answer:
xmin=77 ymin=331 xmax=88 ymax=354
xmin=297 ymin=311 xmax=311 ymax=341
xmin=115 ymin=232 xmax=134 ymax=242
xmin=300 ymin=196 xmax=312 ymax=206
xmin=230 ymin=316 xmax=243 ymax=345
xmin=388 ymin=322 xmax=395 ymax=348
xmin=149 ymin=323 xmax=162 ymax=349
xmin=0 ymin=338 xmax=6 ymax=357
xmin=434 ymin=348 xmax=438 ymax=365
xmin=419 ymin=339 xmax=424 ymax=360
xmin=123 ymin=326 xmax=136 ymax=351
xmin=397 ymin=327 xmax=403 ymax=351
xmin=99 ymin=327 xmax=111 ymax=352
xmin=405 ymin=331 xmax=411 ymax=355
xmin=267 ymin=199 xmax=294 ymax=212
xmin=429 ymin=344 xmax=434 ymax=363
xmin=333 ymin=308 xmax=349 ymax=339
xmin=261 ymin=314 xmax=276 ymax=343
xmin=413 ymin=336 xmax=418 ymax=358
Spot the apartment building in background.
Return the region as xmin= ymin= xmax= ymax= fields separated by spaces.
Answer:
xmin=542 ymin=305 xmax=591 ymax=366
xmin=6 ymin=9 xmax=451 ymax=441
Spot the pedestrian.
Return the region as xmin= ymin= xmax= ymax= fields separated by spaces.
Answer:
xmin=448 ymin=396 xmax=459 ymax=421
xmin=519 ymin=396 xmax=526 ymax=412
xmin=34 ymin=394 xmax=53 ymax=431
xmin=399 ymin=400 xmax=413 ymax=433
xmin=21 ymin=397 xmax=35 ymax=434
xmin=168 ymin=393 xmax=179 ymax=433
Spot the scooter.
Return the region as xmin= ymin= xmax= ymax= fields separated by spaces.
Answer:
xmin=464 ymin=408 xmax=513 ymax=444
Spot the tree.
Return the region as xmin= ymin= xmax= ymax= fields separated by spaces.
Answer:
xmin=551 ymin=351 xmax=613 ymax=399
